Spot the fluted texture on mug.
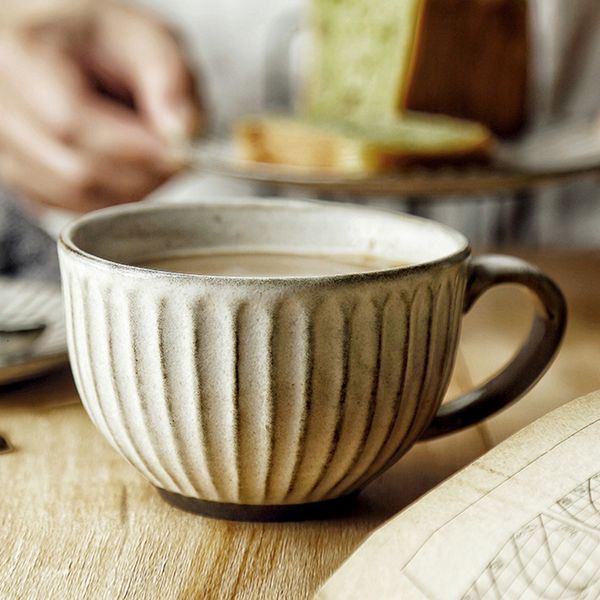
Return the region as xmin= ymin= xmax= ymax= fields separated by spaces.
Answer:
xmin=62 ymin=265 xmax=463 ymax=505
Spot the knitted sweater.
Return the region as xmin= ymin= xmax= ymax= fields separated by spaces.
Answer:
xmin=0 ymin=193 xmax=59 ymax=281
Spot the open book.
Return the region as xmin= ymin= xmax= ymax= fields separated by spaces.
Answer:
xmin=317 ymin=390 xmax=600 ymax=599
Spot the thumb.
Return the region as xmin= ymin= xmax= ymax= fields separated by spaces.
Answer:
xmin=91 ymin=4 xmax=203 ymax=144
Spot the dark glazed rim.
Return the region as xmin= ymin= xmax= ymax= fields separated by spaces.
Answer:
xmin=58 ymin=198 xmax=471 ymax=285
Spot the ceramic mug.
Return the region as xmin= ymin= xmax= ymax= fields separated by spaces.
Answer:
xmin=58 ymin=199 xmax=566 ymax=521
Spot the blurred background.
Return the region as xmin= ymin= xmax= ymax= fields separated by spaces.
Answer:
xmin=2 ymin=0 xmax=600 ymax=523
xmin=2 ymin=0 xmax=600 ymax=281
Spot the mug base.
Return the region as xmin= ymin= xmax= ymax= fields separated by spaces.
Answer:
xmin=156 ymin=487 xmax=359 ymax=522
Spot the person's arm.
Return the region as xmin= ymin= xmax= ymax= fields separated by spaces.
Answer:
xmin=0 ymin=0 xmax=202 ymax=212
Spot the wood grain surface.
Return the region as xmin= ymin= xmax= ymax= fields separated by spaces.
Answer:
xmin=1 ymin=251 xmax=599 ymax=600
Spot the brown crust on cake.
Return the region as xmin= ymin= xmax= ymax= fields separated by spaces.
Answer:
xmin=398 ymin=0 xmax=428 ymax=112
xmin=375 ymin=145 xmax=491 ymax=172
xmin=402 ymin=0 xmax=529 ymax=137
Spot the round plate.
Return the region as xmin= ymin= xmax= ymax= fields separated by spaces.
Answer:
xmin=188 ymin=139 xmax=600 ymax=198
xmin=0 ymin=278 xmax=68 ymax=386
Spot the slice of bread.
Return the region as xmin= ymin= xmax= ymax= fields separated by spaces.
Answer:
xmin=306 ymin=0 xmax=528 ymax=137
xmin=236 ymin=113 xmax=493 ymax=174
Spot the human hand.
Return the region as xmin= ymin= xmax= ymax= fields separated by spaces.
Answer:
xmin=0 ymin=0 xmax=202 ymax=212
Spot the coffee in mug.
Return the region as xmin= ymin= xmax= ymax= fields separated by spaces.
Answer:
xmin=140 ymin=251 xmax=409 ymax=277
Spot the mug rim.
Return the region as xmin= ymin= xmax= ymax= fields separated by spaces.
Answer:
xmin=59 ymin=198 xmax=472 ymax=284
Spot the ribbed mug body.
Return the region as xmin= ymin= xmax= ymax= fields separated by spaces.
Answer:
xmin=59 ymin=200 xmax=469 ymax=506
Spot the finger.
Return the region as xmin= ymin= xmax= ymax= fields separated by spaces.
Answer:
xmin=0 ymin=148 xmax=168 ymax=212
xmin=0 ymin=31 xmax=86 ymax=135
xmin=0 ymin=81 xmax=93 ymax=195
xmin=78 ymin=98 xmax=178 ymax=170
xmin=91 ymin=156 xmax=170 ymax=205
xmin=0 ymin=145 xmax=106 ymax=213
xmin=0 ymin=90 xmax=167 ymax=211
xmin=91 ymin=4 xmax=203 ymax=143
xmin=0 ymin=153 xmax=73 ymax=209
xmin=0 ymin=32 xmax=173 ymax=168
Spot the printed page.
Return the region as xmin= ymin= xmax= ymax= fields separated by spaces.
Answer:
xmin=317 ymin=390 xmax=600 ymax=600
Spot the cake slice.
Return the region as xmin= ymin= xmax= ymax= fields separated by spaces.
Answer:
xmin=306 ymin=0 xmax=424 ymax=122
xmin=236 ymin=113 xmax=493 ymax=174
xmin=306 ymin=0 xmax=528 ymax=137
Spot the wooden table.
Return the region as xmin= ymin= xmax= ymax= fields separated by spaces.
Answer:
xmin=1 ymin=251 xmax=600 ymax=600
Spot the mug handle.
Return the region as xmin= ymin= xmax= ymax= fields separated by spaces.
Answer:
xmin=420 ymin=255 xmax=567 ymax=440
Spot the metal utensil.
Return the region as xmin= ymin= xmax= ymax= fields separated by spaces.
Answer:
xmin=0 ymin=322 xmax=46 ymax=366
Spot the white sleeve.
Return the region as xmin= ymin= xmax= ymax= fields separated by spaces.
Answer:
xmin=530 ymin=0 xmax=600 ymax=124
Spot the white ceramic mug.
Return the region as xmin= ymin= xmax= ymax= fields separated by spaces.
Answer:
xmin=58 ymin=199 xmax=566 ymax=521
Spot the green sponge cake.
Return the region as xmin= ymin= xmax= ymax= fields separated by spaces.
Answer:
xmin=306 ymin=0 xmax=424 ymax=121
xmin=236 ymin=113 xmax=492 ymax=174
